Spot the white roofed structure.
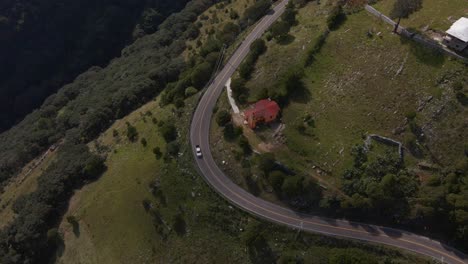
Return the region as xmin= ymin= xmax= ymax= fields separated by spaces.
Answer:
xmin=443 ymin=17 xmax=468 ymax=51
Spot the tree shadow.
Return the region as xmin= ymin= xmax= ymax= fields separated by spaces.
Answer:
xmin=72 ymin=222 xmax=80 ymax=237
xmin=399 ymin=34 xmax=446 ymax=68
xmin=247 ymin=235 xmax=276 ymax=264
xmin=290 ymin=79 xmax=311 ymax=104
xmin=276 ymin=34 xmax=295 ymax=45
xmin=329 ymin=13 xmax=347 ymax=31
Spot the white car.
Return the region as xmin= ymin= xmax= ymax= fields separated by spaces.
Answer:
xmin=195 ymin=145 xmax=202 ymax=158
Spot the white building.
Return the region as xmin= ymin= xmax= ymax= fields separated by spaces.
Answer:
xmin=443 ymin=17 xmax=468 ymax=51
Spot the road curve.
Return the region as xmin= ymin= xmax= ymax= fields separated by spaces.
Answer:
xmin=189 ymin=1 xmax=467 ymax=263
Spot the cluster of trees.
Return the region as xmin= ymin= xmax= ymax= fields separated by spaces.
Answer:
xmin=161 ymin=0 xmax=268 ymax=107
xmin=230 ymin=39 xmax=267 ymax=104
xmin=0 ymin=0 xmax=192 ymax=132
xmin=390 ymin=0 xmax=423 ymax=32
xmin=239 ymin=0 xmax=272 ymax=28
xmin=0 ymin=0 xmax=225 ymax=262
xmin=255 ymin=153 xmax=322 ymax=210
xmin=0 ymin=143 xmax=106 ymax=263
xmin=0 ymin=0 xmax=220 ymax=190
xmin=340 ymin=146 xmax=417 ymax=221
xmin=334 ymin=144 xmax=468 ymax=250
xmin=215 ymin=109 xmax=243 ymax=141
xmin=268 ymin=2 xmax=297 ymax=42
xmin=239 ymin=39 xmax=267 ymax=79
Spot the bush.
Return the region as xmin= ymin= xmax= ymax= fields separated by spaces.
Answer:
xmin=141 ymin=137 xmax=147 ymax=147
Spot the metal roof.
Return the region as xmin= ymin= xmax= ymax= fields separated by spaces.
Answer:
xmin=446 ymin=17 xmax=468 ymax=42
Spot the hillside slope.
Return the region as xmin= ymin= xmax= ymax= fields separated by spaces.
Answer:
xmin=0 ymin=0 xmax=190 ymax=132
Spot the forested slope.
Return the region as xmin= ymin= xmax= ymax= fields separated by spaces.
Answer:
xmin=0 ymin=0 xmax=190 ymax=132
xmin=0 ymin=0 xmax=227 ymax=262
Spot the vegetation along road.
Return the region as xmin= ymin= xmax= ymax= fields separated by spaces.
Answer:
xmin=190 ymin=0 xmax=467 ymax=263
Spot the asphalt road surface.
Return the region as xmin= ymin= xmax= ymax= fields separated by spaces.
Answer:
xmin=189 ymin=1 xmax=467 ymax=263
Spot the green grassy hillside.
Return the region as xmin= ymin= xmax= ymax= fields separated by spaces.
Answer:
xmin=211 ymin=0 xmax=468 ymax=250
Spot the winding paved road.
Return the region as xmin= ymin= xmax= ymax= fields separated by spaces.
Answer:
xmin=189 ymin=1 xmax=467 ymax=263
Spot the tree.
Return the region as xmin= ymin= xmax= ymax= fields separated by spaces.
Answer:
xmin=217 ymin=22 xmax=240 ymax=44
xmin=83 ymin=155 xmax=106 ymax=179
xmin=160 ymin=122 xmax=177 ymax=142
xmin=268 ymin=170 xmax=286 ymax=192
xmin=281 ymin=175 xmax=304 ymax=197
xmin=257 ymin=153 xmax=276 ymax=174
xmin=281 ymin=5 xmax=297 ymax=26
xmin=191 ymin=62 xmax=213 ymax=89
xmin=238 ymin=135 xmax=251 ymax=155
xmin=250 ymin=39 xmax=267 ymax=56
xmin=231 ymin=77 xmax=247 ymax=103
xmin=153 ymin=147 xmax=162 ymax=159
xmin=216 ymin=110 xmax=231 ymax=126
xmin=126 ymin=122 xmax=138 ymax=142
xmin=270 ymin=21 xmax=290 ymax=41
xmin=166 ymin=141 xmax=180 ymax=157
xmin=390 ymin=0 xmax=423 ymax=33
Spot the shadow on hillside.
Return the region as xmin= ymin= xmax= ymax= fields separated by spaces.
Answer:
xmin=399 ymin=34 xmax=446 ymax=68
xmin=291 ymin=79 xmax=311 ymax=104
xmin=329 ymin=13 xmax=347 ymax=31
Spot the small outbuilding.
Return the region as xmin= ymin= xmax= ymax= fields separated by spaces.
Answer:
xmin=244 ymin=99 xmax=280 ymax=129
xmin=443 ymin=17 xmax=468 ymax=51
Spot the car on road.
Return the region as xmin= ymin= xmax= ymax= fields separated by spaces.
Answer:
xmin=195 ymin=145 xmax=202 ymax=158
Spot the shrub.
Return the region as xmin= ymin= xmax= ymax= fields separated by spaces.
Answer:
xmin=141 ymin=137 xmax=147 ymax=147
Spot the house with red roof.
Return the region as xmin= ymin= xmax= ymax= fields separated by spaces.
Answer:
xmin=244 ymin=99 xmax=280 ymax=129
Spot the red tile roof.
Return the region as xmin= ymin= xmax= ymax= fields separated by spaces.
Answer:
xmin=244 ymin=99 xmax=280 ymax=128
